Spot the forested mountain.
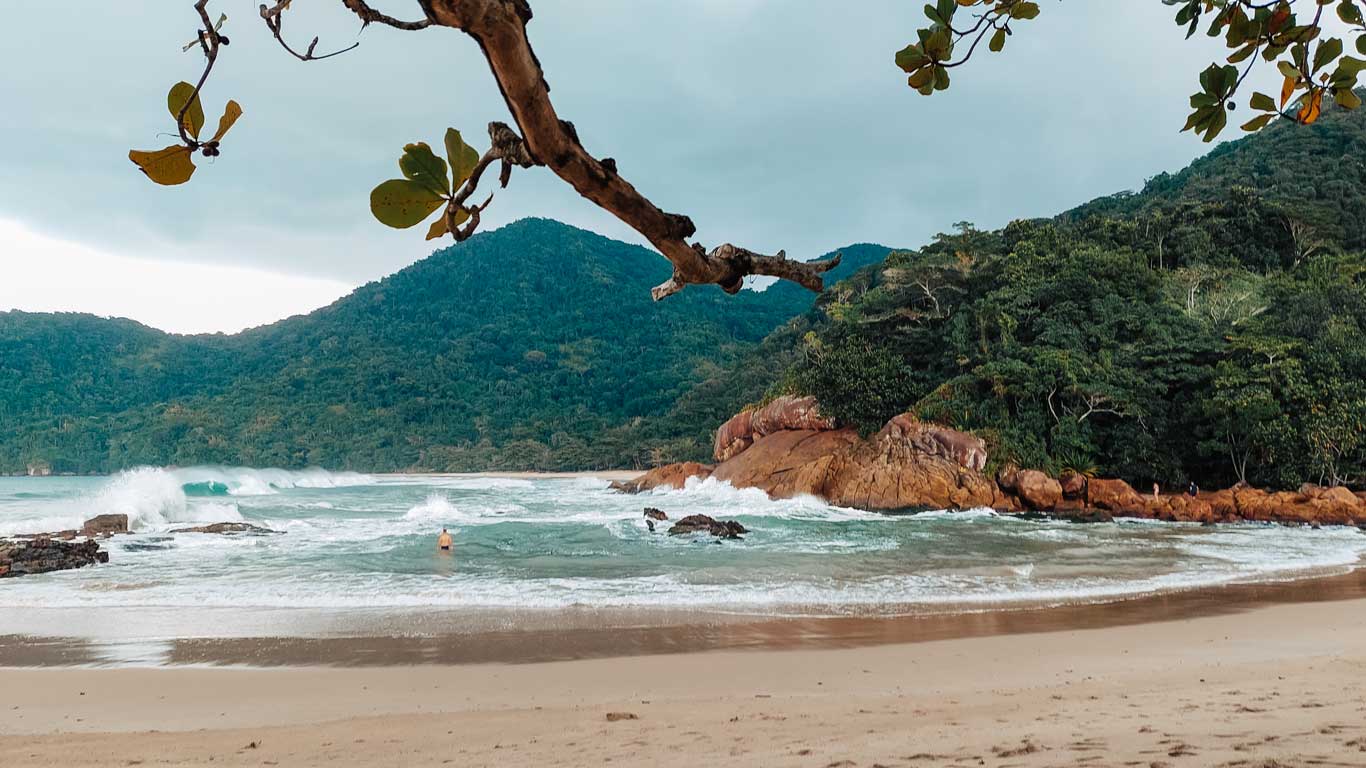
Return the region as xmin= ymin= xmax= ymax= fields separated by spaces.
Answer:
xmin=775 ymin=98 xmax=1366 ymax=490
xmin=6 ymin=97 xmax=1365 ymax=486
xmin=0 ymin=219 xmax=886 ymax=473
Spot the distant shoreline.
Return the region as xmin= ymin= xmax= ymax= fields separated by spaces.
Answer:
xmin=3 ymin=469 xmax=645 ymax=481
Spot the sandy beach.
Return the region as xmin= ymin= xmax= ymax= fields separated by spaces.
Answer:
xmin=4 ymin=578 xmax=1366 ymax=767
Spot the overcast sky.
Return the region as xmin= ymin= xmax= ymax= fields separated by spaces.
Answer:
xmin=0 ymin=2 xmax=1289 ymax=333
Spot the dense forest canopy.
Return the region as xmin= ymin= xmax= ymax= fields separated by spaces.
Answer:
xmin=0 ymin=220 xmax=883 ymax=474
xmin=785 ymin=96 xmax=1366 ymax=490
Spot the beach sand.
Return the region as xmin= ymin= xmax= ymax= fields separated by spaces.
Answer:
xmin=4 ymin=584 xmax=1366 ymax=766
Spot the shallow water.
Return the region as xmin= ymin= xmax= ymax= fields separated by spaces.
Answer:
xmin=1 ymin=467 xmax=1363 ymax=619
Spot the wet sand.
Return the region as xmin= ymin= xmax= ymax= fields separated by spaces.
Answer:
xmin=5 ymin=567 xmax=1366 ymax=667
xmin=4 ymin=572 xmax=1366 ymax=766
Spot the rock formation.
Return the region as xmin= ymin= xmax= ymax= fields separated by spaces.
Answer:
xmin=0 ymin=538 xmax=108 ymax=578
xmin=667 ymin=514 xmax=748 ymax=539
xmin=610 ymin=462 xmax=713 ymax=494
xmin=614 ymin=399 xmax=1366 ymax=527
xmin=83 ymin=514 xmax=129 ymax=537
xmin=170 ymin=522 xmax=280 ymax=535
xmin=713 ymin=395 xmax=835 ymax=463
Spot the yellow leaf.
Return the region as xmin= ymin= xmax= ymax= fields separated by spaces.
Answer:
xmin=129 ymin=145 xmax=197 ymax=186
xmin=1280 ymin=75 xmax=1295 ymax=109
xmin=210 ymin=100 xmax=243 ymax=143
xmin=426 ymin=214 xmax=449 ymax=241
xmin=1297 ymin=90 xmax=1323 ymax=124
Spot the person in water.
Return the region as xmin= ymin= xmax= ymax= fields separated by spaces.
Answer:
xmin=437 ymin=528 xmax=453 ymax=552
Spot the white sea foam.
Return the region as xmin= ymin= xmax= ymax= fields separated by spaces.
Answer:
xmin=175 ymin=466 xmax=374 ymax=496
xmin=2 ymin=472 xmax=1363 ymax=620
xmin=403 ymin=493 xmax=464 ymax=522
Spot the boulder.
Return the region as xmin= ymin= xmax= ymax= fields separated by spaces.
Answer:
xmin=82 ymin=514 xmax=129 ymax=537
xmin=878 ymin=414 xmax=988 ymax=471
xmin=712 ymin=424 xmax=1005 ymax=512
xmin=0 ymin=538 xmax=107 ymax=578
xmin=1058 ymin=472 xmax=1087 ymax=499
xmin=643 ymin=508 xmax=668 ymax=521
xmin=610 ymin=462 xmax=713 ymax=493
xmin=713 ymin=395 xmax=834 ymax=462
xmin=170 ymin=522 xmax=280 ymax=535
xmin=667 ymin=514 xmax=747 ymax=539
xmin=1015 ymin=470 xmax=1063 ymax=511
xmin=1086 ymin=478 xmax=1147 ymax=515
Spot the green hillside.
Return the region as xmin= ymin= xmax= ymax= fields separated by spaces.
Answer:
xmin=0 ymin=219 xmax=886 ymax=473
xmin=774 ymin=101 xmax=1366 ymax=490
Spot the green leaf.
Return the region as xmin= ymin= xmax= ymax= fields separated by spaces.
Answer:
xmin=399 ymin=142 xmax=450 ymax=197
xmin=1336 ymin=88 xmax=1363 ymax=110
xmin=1201 ymin=105 xmax=1228 ymax=142
xmin=167 ymin=82 xmax=205 ymax=140
xmin=129 ymin=145 xmax=197 ymax=186
xmin=989 ymin=27 xmax=1006 ymax=53
xmin=445 ymin=128 xmax=482 ymax=188
xmin=1240 ymin=113 xmax=1273 ymax=132
xmin=1339 ymin=1 xmax=1363 ymax=26
xmin=895 ymin=43 xmax=929 ymax=72
xmin=1010 ymin=2 xmax=1039 ymax=20
xmin=908 ymin=66 xmax=934 ymax=90
xmin=209 ymin=100 xmax=243 ymax=143
xmin=1314 ymin=38 xmax=1344 ymax=73
xmin=370 ymin=179 xmax=444 ymax=229
xmin=932 ymin=65 xmax=950 ymax=91
xmin=1358 ymin=35 xmax=1366 ymax=56
xmin=1277 ymin=60 xmax=1301 ymax=79
xmin=1249 ymin=91 xmax=1276 ymax=112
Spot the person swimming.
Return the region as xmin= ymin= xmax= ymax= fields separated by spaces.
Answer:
xmin=437 ymin=528 xmax=453 ymax=552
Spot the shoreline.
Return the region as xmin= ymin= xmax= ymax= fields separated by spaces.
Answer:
xmin=3 ymin=580 xmax=1366 ymax=766
xmin=3 ymin=562 xmax=1364 ymax=668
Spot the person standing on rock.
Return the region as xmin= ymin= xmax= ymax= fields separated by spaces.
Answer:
xmin=436 ymin=528 xmax=453 ymax=553
xmin=1187 ymin=481 xmax=1199 ymax=497
xmin=1152 ymin=482 xmax=1160 ymax=500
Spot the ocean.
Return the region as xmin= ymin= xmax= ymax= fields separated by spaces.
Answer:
xmin=3 ymin=467 xmax=1364 ymax=625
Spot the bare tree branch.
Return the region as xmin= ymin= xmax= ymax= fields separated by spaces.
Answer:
xmin=260 ymin=2 xmax=360 ymax=61
xmin=421 ymin=0 xmax=840 ymax=299
xmin=341 ymin=0 xmax=433 ymax=30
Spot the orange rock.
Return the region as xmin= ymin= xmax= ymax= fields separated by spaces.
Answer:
xmin=876 ymin=414 xmax=988 ymax=471
xmin=611 ymin=462 xmax=713 ymax=493
xmin=1058 ymin=472 xmax=1087 ymax=499
xmin=1086 ymin=478 xmax=1146 ymax=515
xmin=712 ymin=395 xmax=834 ymax=462
xmin=1015 ymin=470 xmax=1062 ymax=511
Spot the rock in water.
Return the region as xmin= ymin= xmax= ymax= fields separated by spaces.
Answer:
xmin=667 ymin=514 xmax=747 ymax=539
xmin=609 ymin=462 xmax=713 ymax=494
xmin=0 ymin=538 xmax=108 ymax=578
xmin=643 ymin=508 xmax=668 ymax=521
xmin=170 ymin=522 xmax=280 ymax=535
xmin=82 ymin=514 xmax=129 ymax=537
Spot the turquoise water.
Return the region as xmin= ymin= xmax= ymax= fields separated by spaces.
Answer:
xmin=1 ymin=467 xmax=1364 ymax=617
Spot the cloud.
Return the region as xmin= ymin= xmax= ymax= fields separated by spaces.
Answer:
xmin=0 ymin=1 xmax=1302 ymax=327
xmin=0 ymin=218 xmax=352 ymax=334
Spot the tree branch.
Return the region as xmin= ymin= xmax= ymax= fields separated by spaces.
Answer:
xmin=422 ymin=0 xmax=839 ymax=299
xmin=341 ymin=0 xmax=433 ymax=30
xmin=260 ymin=1 xmax=361 ymax=61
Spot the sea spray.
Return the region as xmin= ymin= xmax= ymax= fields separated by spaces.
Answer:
xmin=0 ymin=472 xmax=1363 ymax=617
